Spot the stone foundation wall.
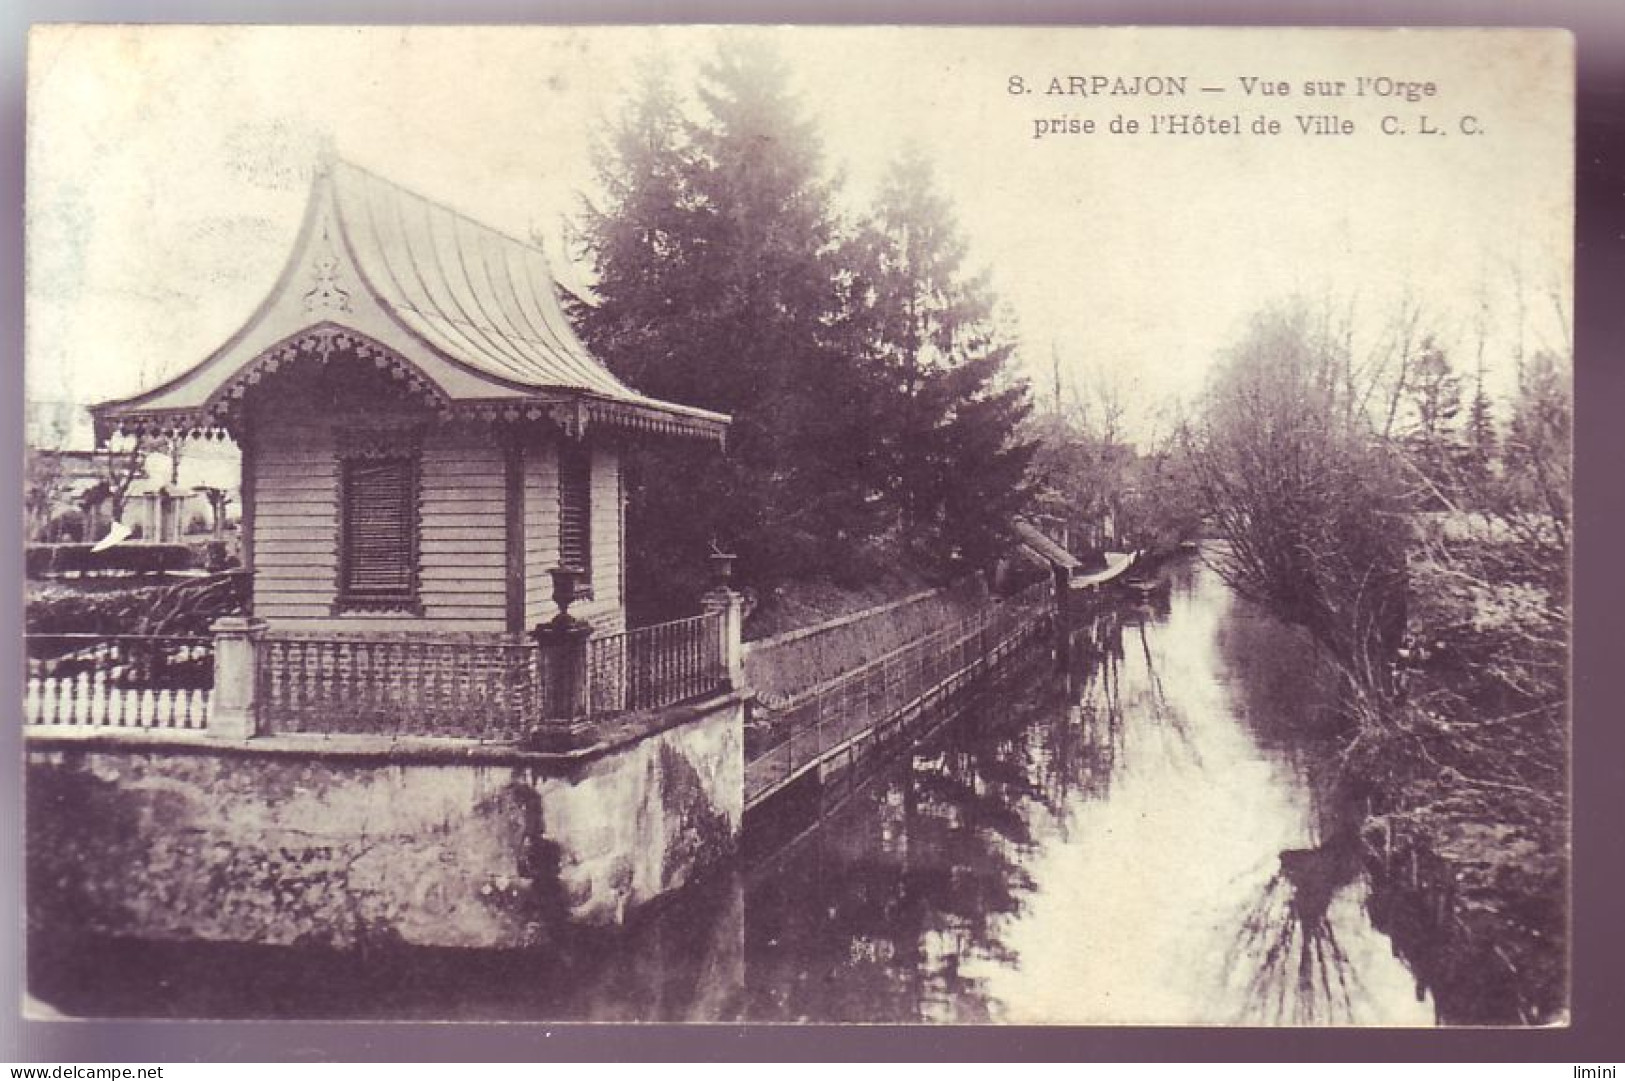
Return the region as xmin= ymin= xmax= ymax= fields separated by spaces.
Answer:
xmin=26 ymin=699 xmax=743 ymax=951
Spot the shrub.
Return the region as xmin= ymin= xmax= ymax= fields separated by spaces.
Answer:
xmin=26 ymin=570 xmax=250 ymax=637
xmin=26 ymin=543 xmax=195 ymax=579
xmin=183 ymin=538 xmax=240 ymax=573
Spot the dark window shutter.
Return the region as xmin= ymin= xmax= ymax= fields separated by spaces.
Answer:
xmin=341 ymin=456 xmax=416 ymax=602
xmin=559 ymin=445 xmax=591 ymax=580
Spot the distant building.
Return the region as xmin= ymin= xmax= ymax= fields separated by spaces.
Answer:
xmin=25 ymin=399 xmax=240 ymax=545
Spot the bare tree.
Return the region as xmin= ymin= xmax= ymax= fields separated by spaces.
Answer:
xmin=24 ymin=407 xmax=72 ymax=540
xmin=84 ymin=436 xmax=149 ymax=537
xmin=1186 ymin=300 xmax=1411 ymax=699
xmin=24 ymin=446 xmax=67 ymax=540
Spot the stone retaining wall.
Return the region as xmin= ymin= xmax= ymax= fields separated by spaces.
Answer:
xmin=26 ymin=697 xmax=743 ymax=950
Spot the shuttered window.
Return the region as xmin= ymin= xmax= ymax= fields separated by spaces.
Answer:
xmin=558 ymin=444 xmax=591 ymax=585
xmin=339 ymin=455 xmax=418 ymax=607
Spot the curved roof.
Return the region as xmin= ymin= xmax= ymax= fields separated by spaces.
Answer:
xmin=1013 ymin=518 xmax=1081 ymax=572
xmin=330 ymin=160 xmax=635 ymax=401
xmin=93 ymin=155 xmax=728 ymax=445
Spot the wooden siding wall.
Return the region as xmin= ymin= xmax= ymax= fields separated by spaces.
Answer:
xmin=253 ymin=418 xmax=508 ymax=632
xmin=522 ymin=444 xmax=561 ymax=630
xmin=587 ymin=445 xmax=625 ymax=635
xmin=418 ymin=429 xmax=508 ymax=629
xmin=522 ymin=442 xmax=624 ymax=635
xmin=253 ymin=410 xmax=625 ymax=635
xmin=253 ymin=416 xmax=337 ymax=621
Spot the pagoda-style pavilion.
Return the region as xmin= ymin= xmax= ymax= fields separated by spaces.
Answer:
xmin=93 ymin=156 xmax=728 ymax=640
xmin=30 ymin=160 xmax=747 ymax=941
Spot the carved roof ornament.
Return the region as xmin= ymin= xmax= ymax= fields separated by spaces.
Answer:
xmin=302 ymin=226 xmax=352 ymax=314
xmin=209 ymin=323 xmax=449 ymax=416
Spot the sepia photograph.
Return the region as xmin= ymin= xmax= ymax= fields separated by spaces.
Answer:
xmin=21 ymin=24 xmax=1573 ymax=1027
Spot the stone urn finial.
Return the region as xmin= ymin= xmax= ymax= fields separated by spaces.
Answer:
xmin=549 ymin=565 xmax=587 ymax=621
xmin=708 ymin=545 xmax=737 ymax=589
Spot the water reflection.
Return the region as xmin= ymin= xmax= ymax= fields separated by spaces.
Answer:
xmin=742 ymin=683 xmax=1064 ymax=1022
xmin=1223 ymin=842 xmax=1367 ymax=1025
xmin=739 ymin=554 xmax=1434 ymax=1025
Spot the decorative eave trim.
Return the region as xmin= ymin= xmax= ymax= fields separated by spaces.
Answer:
xmin=207 ymin=322 xmax=451 ymax=414
xmin=94 ymin=388 xmax=730 ymax=449
xmin=92 ymin=322 xmax=453 ymax=443
xmin=452 ymin=395 xmax=729 ymax=447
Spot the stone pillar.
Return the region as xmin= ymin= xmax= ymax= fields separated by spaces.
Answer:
xmin=533 ymin=619 xmax=592 ymax=720
xmin=702 ymin=587 xmax=745 ymax=693
xmin=701 ymin=550 xmax=744 ymax=693
xmin=530 ymin=566 xmax=597 ymax=750
xmin=209 ymin=616 xmax=267 ymax=739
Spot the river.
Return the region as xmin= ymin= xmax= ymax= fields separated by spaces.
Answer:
xmin=31 ymin=554 xmax=1438 ymax=1024
xmin=730 ymin=553 xmax=1434 ymax=1024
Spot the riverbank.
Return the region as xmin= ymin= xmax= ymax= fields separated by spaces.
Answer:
xmin=1347 ymin=537 xmax=1568 ymax=1025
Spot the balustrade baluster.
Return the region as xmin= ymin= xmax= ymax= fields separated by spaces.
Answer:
xmin=671 ymin=625 xmax=681 ymax=702
xmin=302 ymin=640 xmax=317 ymax=728
xmin=646 ymin=627 xmax=657 ymax=709
xmin=310 ymin=642 xmax=324 ymax=722
xmin=258 ymin=641 xmax=272 ymax=727
xmin=687 ymin=621 xmax=697 ymax=698
xmin=647 ymin=629 xmax=655 ymax=707
xmin=631 ymin=630 xmax=642 ymax=711
xmin=328 ymin=641 xmax=342 ymax=712
xmin=614 ymin=635 xmax=623 ymax=712
xmin=451 ymin=642 xmax=461 ymax=725
xmin=274 ymin=640 xmax=288 ymax=726
xmin=351 ymin=640 xmax=365 ymax=720
xmin=665 ymin=624 xmax=676 ymax=704
xmin=301 ymin=640 xmax=315 ymax=728
xmin=113 ymin=669 xmax=131 ymax=727
xmin=442 ymin=642 xmax=456 ymax=730
xmin=614 ymin=635 xmax=623 ymax=713
xmin=337 ymin=640 xmax=349 ymax=712
xmin=287 ymin=641 xmax=302 ymax=726
xmin=666 ymin=624 xmax=676 ymax=703
xmin=677 ymin=624 xmax=687 ymax=701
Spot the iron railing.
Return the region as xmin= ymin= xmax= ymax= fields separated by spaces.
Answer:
xmin=744 ymin=589 xmax=1053 ymax=806
xmin=743 ymin=588 xmax=962 ymax=705
xmin=585 ymin=612 xmax=726 ymax=717
xmin=1003 ymin=575 xmax=1056 ymax=612
xmin=258 ymin=631 xmax=538 ymax=740
xmin=23 ymin=633 xmax=214 ymax=729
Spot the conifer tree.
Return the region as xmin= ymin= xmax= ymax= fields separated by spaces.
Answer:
xmin=848 ymin=146 xmax=1036 ymax=571
xmin=575 ymin=41 xmax=884 ymax=612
